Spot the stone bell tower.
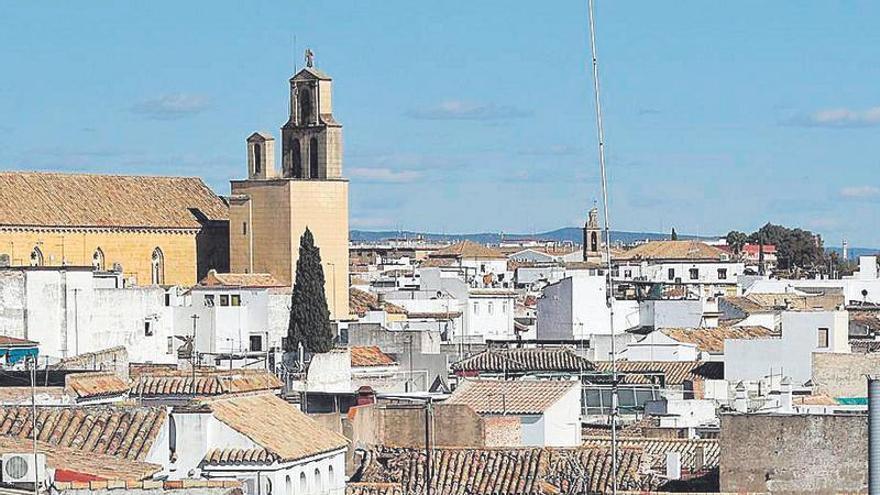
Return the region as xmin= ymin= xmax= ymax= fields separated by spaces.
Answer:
xmin=281 ymin=49 xmax=343 ymax=179
xmin=583 ymin=206 xmax=602 ymax=262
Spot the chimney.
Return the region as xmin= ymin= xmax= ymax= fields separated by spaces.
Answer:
xmin=734 ymin=382 xmax=748 ymax=413
xmin=356 ymin=385 xmax=376 ymax=406
xmin=779 ymin=376 xmax=793 ymax=413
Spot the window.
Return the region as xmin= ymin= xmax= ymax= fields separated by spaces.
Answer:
xmin=144 ymin=320 xmax=154 ymax=336
xmin=167 ymin=336 xmax=175 ymax=354
xmin=623 ymin=269 xmax=632 ymax=278
xmin=30 ymin=246 xmax=43 ymax=267
xmin=151 ymin=247 xmax=165 ymax=285
xmin=292 ymin=138 xmax=302 ymax=177
xmin=473 ymin=302 xmax=479 ymax=315
xmin=667 ymin=268 xmax=675 ymax=281
xmin=717 ymin=268 xmax=728 ymax=280
xmin=204 ymin=294 xmax=215 ymax=307
xmin=818 ymin=328 xmax=829 ymax=348
xmin=286 ymin=475 xmax=292 ymax=495
xmin=480 ymin=264 xmax=487 ymax=273
xmin=309 ymin=137 xmax=319 ymax=179
xmin=230 ymin=294 xmax=241 ymax=307
xmin=689 ymin=268 xmax=699 ymax=280
xmin=168 ymin=416 xmax=177 ymax=457
xmin=92 ymin=248 xmax=105 ymax=271
xmin=314 ymin=468 xmax=322 ymax=494
xmin=590 ymin=232 xmax=598 ymax=252
xmin=501 ymin=301 xmax=508 ymax=314
xmin=253 ymin=144 xmax=262 ymax=174
xmin=299 ymin=473 xmax=307 ymax=494
xmin=328 ymin=466 xmax=335 ymax=490
xmin=219 ymin=294 xmax=230 ymax=306
xmin=250 ymin=335 xmax=263 ymax=352
xmin=298 ymin=89 xmax=312 ymax=124
xmin=164 ymin=293 xmax=171 ymax=307
xmin=242 ymin=222 xmax=248 ymax=235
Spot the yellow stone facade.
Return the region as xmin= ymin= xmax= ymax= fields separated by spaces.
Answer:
xmin=0 ymin=228 xmax=198 ymax=286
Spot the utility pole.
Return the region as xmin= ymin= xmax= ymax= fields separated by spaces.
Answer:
xmin=190 ymin=314 xmax=200 ymax=393
xmin=29 ymin=356 xmax=38 ymax=495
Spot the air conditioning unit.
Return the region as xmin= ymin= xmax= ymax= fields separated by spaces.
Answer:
xmin=2 ymin=453 xmax=46 ymax=484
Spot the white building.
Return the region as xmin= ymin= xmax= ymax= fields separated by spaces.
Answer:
xmin=536 ymin=272 xmax=639 ymax=340
xmin=725 ymin=310 xmax=850 ymax=385
xmin=444 ymin=379 xmax=582 ymax=447
xmin=745 ymin=256 xmax=880 ymax=305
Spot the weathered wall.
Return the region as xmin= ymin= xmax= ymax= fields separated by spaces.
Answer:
xmin=812 ymin=352 xmax=880 ymax=398
xmin=348 ymin=403 xmax=484 ymax=449
xmin=484 ymin=415 xmax=521 ymax=446
xmin=0 ymin=270 xmax=25 ymax=338
xmin=720 ymin=413 xmax=867 ymax=494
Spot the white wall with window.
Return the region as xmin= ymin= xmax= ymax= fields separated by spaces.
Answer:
xmin=467 ymin=289 xmax=516 ymax=341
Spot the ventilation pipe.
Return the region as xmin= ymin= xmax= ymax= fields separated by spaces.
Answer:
xmin=779 ymin=376 xmax=793 ymax=413
xmin=869 ymin=376 xmax=880 ymax=495
xmin=734 ymin=382 xmax=748 ymax=413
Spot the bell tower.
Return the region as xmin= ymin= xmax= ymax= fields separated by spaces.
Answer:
xmin=583 ymin=206 xmax=602 ymax=261
xmin=281 ymin=49 xmax=343 ymax=180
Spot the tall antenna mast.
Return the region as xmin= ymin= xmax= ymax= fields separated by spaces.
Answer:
xmin=586 ymin=1 xmax=619 ymax=493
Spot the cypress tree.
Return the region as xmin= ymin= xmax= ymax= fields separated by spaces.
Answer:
xmin=671 ymin=228 xmax=678 ymax=241
xmin=287 ymin=228 xmax=333 ymax=353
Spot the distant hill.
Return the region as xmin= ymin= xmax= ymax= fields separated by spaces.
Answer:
xmin=350 ymin=228 xmax=717 ymax=245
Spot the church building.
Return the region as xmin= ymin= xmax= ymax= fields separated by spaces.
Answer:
xmin=583 ymin=206 xmax=603 ymax=263
xmin=0 ymin=172 xmax=229 ymax=285
xmin=228 ymin=51 xmax=350 ymax=319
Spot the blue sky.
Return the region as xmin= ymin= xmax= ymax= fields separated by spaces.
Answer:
xmin=2 ymin=2 xmax=879 ymax=246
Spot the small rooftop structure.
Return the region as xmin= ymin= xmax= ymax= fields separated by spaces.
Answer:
xmin=615 ymin=240 xmax=728 ymax=262
xmin=198 ymin=269 xmax=284 ymax=288
xmin=451 ymin=347 xmax=596 ymax=375
xmin=445 ymin=379 xmax=579 ymax=415
xmin=351 ymin=346 xmax=397 ymax=368
xmin=429 ymin=240 xmax=506 ymax=260
xmin=658 ymin=326 xmax=774 ymax=354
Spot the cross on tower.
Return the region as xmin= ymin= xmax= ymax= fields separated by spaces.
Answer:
xmin=304 ymin=48 xmax=314 ymax=68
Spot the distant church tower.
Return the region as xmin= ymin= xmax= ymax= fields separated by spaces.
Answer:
xmin=583 ymin=206 xmax=602 ymax=262
xmin=229 ymin=49 xmax=350 ymax=319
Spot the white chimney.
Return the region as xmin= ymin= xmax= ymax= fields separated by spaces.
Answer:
xmin=779 ymin=376 xmax=793 ymax=413
xmin=666 ymin=452 xmax=682 ymax=480
xmin=734 ymin=382 xmax=748 ymax=413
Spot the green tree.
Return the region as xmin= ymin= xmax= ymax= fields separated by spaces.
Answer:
xmin=670 ymin=228 xmax=678 ymax=241
xmin=749 ymin=223 xmax=824 ymax=271
xmin=725 ymin=230 xmax=748 ymax=254
xmin=287 ymin=228 xmax=333 ymax=353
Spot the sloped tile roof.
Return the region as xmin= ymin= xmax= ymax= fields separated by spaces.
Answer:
xmin=202 ymin=447 xmax=279 ymax=465
xmin=451 ymin=348 xmax=596 ymax=373
xmin=723 ymin=293 xmax=844 ymax=314
xmin=347 ymin=483 xmax=404 ymax=495
xmin=202 ymin=392 xmax=348 ymax=462
xmin=615 ymin=241 xmax=728 ymax=262
xmin=130 ymin=370 xmax=282 ymax=397
xmin=199 ymin=271 xmax=284 ymax=288
xmin=0 ymin=171 xmax=227 ymax=229
xmin=352 ymin=446 xmax=650 ymax=494
xmin=582 ymin=436 xmax=719 ymax=473
xmin=594 ymin=361 xmax=723 ymax=386
xmin=445 ymin=379 xmax=578 ymax=415
xmin=0 ymin=335 xmax=38 ymax=347
xmin=0 ymin=405 xmax=165 ymax=460
xmin=0 ymin=436 xmax=161 ymax=481
xmin=66 ymin=371 xmax=130 ymax=399
xmin=431 ymin=241 xmax=506 ymax=259
xmin=351 ymin=346 xmax=396 ymax=367
xmin=350 ymin=288 xmax=408 ymax=317
xmin=659 ymin=326 xmax=774 ymax=353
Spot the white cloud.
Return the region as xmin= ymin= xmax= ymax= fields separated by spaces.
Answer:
xmin=131 ymin=93 xmax=210 ymax=120
xmin=348 ymin=167 xmax=423 ymax=183
xmin=840 ymin=185 xmax=880 ymax=199
xmin=791 ymin=106 xmax=880 ymax=128
xmin=406 ymin=100 xmax=531 ymax=121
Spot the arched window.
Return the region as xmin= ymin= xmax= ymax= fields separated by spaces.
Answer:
xmin=30 ymin=246 xmax=43 ymax=267
xmin=151 ymin=248 xmax=165 ymax=285
xmin=590 ymin=232 xmax=598 ymax=252
xmin=299 ymin=472 xmax=307 ymax=494
xmin=309 ymin=137 xmax=319 ymax=179
xmin=313 ymin=468 xmax=322 ymax=494
xmin=92 ymin=248 xmax=105 ymax=271
xmin=254 ymin=144 xmax=262 ymax=174
xmin=285 ymin=475 xmax=292 ymax=495
xmin=168 ymin=415 xmax=177 ymax=457
xmin=292 ymin=139 xmax=302 ymax=178
xmin=328 ymin=465 xmax=335 ymax=489
xmin=299 ymin=89 xmax=312 ymax=124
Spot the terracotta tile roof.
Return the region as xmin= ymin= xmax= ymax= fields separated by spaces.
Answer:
xmin=0 ymin=335 xmax=37 ymax=347
xmin=430 ymin=241 xmax=506 ymax=259
xmin=594 ymin=361 xmax=723 ymax=386
xmin=0 ymin=405 xmax=165 ymax=460
xmin=202 ymin=447 xmax=279 ymax=465
xmin=0 ymin=387 xmax=67 ymax=405
xmin=406 ymin=311 xmax=463 ymax=319
xmin=418 ymin=257 xmax=457 ymax=268
xmin=720 ymin=296 xmax=768 ymax=314
xmin=793 ymin=394 xmax=838 ymax=406
xmin=658 ymin=326 xmax=774 ymax=353
xmin=199 ymin=270 xmax=284 ymax=288
xmin=201 ymin=392 xmax=348 ymax=462
xmin=582 ymin=417 xmax=656 ymax=438
xmin=850 ymin=311 xmax=880 ymax=330
xmin=0 ymin=436 xmax=161 ymax=481
xmin=582 ymin=437 xmax=719 ymax=473
xmin=0 ymin=171 xmax=227 ymax=229
xmin=615 ymin=241 xmax=728 ymax=262
xmin=352 ymin=446 xmax=650 ymax=494
xmin=66 ymin=372 xmax=130 ymax=399
xmin=451 ymin=348 xmax=596 ymax=373
xmin=350 ymin=288 xmax=408 ymax=317
xmin=351 ymin=346 xmax=396 ymax=367
xmin=445 ymin=379 xmax=578 ymax=415
xmin=130 ymin=370 xmax=282 ymax=397
xmin=745 ymin=293 xmax=843 ymax=311
xmin=347 ymin=483 xmax=404 ymax=495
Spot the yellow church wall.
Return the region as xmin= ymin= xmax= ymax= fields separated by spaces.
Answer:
xmin=0 ymin=229 xmax=198 ymax=286
xmin=229 ymin=180 xmax=293 ymax=282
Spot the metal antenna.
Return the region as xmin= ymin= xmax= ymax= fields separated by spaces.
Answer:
xmin=587 ymin=0 xmax=619 ymax=493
